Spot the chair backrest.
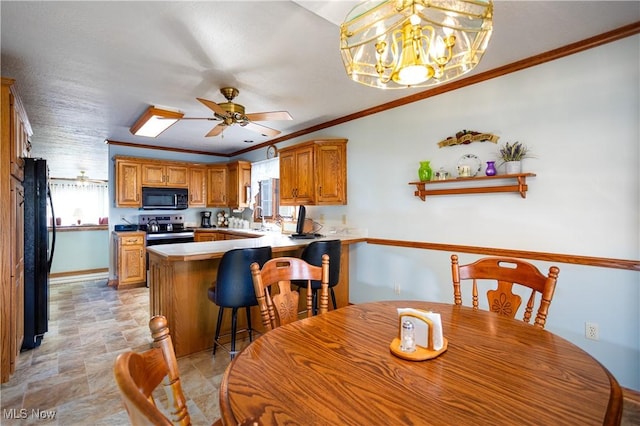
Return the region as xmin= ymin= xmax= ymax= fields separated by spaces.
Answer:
xmin=299 ymin=239 xmax=341 ymax=289
xmin=214 ymin=246 xmax=273 ymax=307
xmin=250 ymin=255 xmax=329 ymax=331
xmin=113 ymin=316 xmax=191 ymax=426
xmin=451 ymin=254 xmax=560 ymax=328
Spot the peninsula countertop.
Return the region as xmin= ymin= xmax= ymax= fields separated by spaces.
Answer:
xmin=146 ymin=228 xmax=363 ymax=356
xmin=146 ymin=230 xmax=367 ymax=262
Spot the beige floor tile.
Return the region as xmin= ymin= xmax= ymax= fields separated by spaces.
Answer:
xmin=2 ymin=279 xmax=229 ymax=425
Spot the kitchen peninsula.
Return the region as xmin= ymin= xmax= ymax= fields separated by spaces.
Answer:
xmin=146 ymin=231 xmax=365 ymax=357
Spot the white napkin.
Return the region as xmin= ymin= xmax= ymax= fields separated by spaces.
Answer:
xmin=397 ymin=308 xmax=444 ymax=351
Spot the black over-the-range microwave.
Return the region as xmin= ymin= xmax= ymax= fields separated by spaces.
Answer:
xmin=141 ymin=187 xmax=188 ymax=210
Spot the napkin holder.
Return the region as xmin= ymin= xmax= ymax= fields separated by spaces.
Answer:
xmin=390 ymin=310 xmax=448 ymax=361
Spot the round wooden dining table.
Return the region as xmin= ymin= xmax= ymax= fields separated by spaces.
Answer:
xmin=218 ymin=301 xmax=622 ymax=425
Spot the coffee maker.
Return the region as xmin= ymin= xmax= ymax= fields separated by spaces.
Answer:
xmin=200 ymin=211 xmax=213 ymax=228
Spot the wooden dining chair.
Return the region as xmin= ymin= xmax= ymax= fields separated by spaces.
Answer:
xmin=451 ymin=254 xmax=560 ymax=328
xmin=113 ymin=315 xmax=191 ymax=426
xmin=250 ymin=254 xmax=329 ymax=331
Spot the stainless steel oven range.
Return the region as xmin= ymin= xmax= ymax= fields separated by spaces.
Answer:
xmin=138 ymin=214 xmax=195 ymax=246
xmin=138 ymin=214 xmax=195 ymax=285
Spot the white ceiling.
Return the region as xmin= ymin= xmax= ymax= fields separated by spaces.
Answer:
xmin=2 ymin=1 xmax=639 ymax=180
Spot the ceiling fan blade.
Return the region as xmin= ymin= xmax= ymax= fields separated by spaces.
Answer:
xmin=197 ymin=97 xmax=228 ymax=117
xmin=205 ymin=124 xmax=226 ymax=137
xmin=243 ymin=121 xmax=281 ymax=137
xmin=245 ymin=111 xmax=292 ymax=121
xmin=177 ymin=117 xmax=218 ymax=121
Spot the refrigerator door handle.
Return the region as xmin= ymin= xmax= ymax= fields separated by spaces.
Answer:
xmin=47 ymin=186 xmax=56 ymax=273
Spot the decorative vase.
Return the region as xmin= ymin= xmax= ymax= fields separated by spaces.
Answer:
xmin=485 ymin=161 xmax=497 ymax=176
xmin=504 ymin=161 xmax=522 ymax=174
xmin=418 ymin=161 xmax=433 ymax=182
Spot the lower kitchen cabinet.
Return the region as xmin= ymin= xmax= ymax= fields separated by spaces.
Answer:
xmin=113 ymin=231 xmax=146 ymax=288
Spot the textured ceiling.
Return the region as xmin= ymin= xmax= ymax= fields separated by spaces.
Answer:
xmin=1 ymin=1 xmax=639 ymax=180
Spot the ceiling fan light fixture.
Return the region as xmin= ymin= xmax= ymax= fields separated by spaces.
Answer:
xmin=340 ymin=0 xmax=493 ymax=89
xmin=130 ymin=106 xmax=184 ymax=137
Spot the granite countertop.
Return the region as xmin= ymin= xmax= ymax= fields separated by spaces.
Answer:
xmin=146 ymin=232 xmax=366 ymax=262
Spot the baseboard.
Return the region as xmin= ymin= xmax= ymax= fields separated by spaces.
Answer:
xmin=49 ymin=269 xmax=109 ymax=285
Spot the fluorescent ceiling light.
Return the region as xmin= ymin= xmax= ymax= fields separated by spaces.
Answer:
xmin=130 ymin=106 xmax=184 ymax=137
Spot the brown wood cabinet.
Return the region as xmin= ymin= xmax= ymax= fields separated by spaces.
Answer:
xmin=195 ymin=229 xmax=261 ymax=242
xmin=141 ymin=163 xmax=188 ymax=187
xmin=113 ymin=156 xmax=252 ymax=209
xmin=279 ymin=139 xmax=347 ymax=206
xmin=188 ymin=166 xmax=207 ymax=207
xmin=1 ymin=77 xmax=32 ymax=383
xmin=227 ymin=160 xmax=251 ymax=209
xmin=194 ymin=230 xmax=224 ymax=242
xmin=10 ymin=178 xmax=24 ymax=372
xmin=115 ymin=158 xmax=142 ymax=208
xmin=207 ymin=164 xmax=228 ymax=207
xmin=113 ymin=232 xmax=146 ymax=288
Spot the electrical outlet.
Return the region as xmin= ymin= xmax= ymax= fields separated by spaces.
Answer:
xmin=585 ymin=322 xmax=599 ymax=341
xmin=341 ymin=214 xmax=347 ymax=225
xmin=394 ymin=282 xmax=400 ymax=295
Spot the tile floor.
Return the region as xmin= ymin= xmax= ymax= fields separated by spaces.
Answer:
xmin=0 ymin=279 xmax=237 ymax=425
xmin=1 ymin=279 xmax=639 ymax=425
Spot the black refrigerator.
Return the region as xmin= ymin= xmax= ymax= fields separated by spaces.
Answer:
xmin=22 ymin=158 xmax=56 ymax=350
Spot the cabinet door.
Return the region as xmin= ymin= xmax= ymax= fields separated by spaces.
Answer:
xmin=9 ymin=93 xmax=27 ymax=181
xmin=227 ymin=162 xmax=239 ymax=208
xmin=120 ymin=245 xmax=145 ymax=284
xmin=115 ymin=160 xmax=141 ymax=207
xmin=227 ymin=161 xmax=251 ymax=209
xmin=10 ymin=178 xmax=24 ymax=367
xmin=316 ymin=143 xmax=346 ymax=204
xmin=194 ymin=232 xmax=218 ymax=242
xmin=141 ymin=164 xmax=166 ymax=186
xmin=166 ymin=165 xmax=188 ymax=187
xmin=207 ymin=166 xmax=227 ymax=206
xmin=239 ymin=163 xmax=252 ymax=209
xmin=188 ymin=166 xmax=207 ymax=207
xmin=279 ymin=149 xmax=296 ymax=205
xmin=293 ymin=145 xmax=315 ymax=204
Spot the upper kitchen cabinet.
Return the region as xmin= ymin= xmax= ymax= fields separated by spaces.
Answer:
xmin=279 ymin=139 xmax=347 ymax=206
xmin=141 ymin=162 xmax=188 ymax=188
xmin=188 ymin=165 xmax=207 ymax=207
xmin=114 ymin=157 xmax=142 ymax=208
xmin=3 ymin=78 xmax=32 ymax=181
xmin=207 ymin=164 xmax=228 ymax=207
xmin=227 ymin=160 xmax=251 ymax=209
xmin=280 ymin=144 xmax=315 ymax=205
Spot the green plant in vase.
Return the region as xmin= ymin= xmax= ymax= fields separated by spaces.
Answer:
xmin=498 ymin=141 xmax=531 ymax=174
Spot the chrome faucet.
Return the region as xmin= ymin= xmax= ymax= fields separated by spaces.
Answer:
xmin=254 ymin=205 xmax=266 ymax=230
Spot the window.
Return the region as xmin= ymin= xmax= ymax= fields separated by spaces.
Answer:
xmin=49 ymin=179 xmax=109 ymax=226
xmin=250 ymin=158 xmax=294 ymax=222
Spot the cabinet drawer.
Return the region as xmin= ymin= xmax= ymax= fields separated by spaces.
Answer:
xmin=121 ymin=235 xmax=144 ymax=246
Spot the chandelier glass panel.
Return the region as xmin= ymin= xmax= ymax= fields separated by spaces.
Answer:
xmin=340 ymin=0 xmax=493 ymax=89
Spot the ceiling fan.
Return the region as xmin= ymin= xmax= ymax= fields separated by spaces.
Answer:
xmin=186 ymin=87 xmax=292 ymax=138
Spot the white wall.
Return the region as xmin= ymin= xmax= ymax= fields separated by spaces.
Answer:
xmin=287 ymin=36 xmax=640 ymax=390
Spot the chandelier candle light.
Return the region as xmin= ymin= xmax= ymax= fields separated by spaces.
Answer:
xmin=340 ymin=0 xmax=493 ymax=89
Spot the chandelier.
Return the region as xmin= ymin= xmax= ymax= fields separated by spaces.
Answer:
xmin=340 ymin=0 xmax=493 ymax=89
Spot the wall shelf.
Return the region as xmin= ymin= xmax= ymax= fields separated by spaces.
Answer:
xmin=409 ymin=173 xmax=536 ymax=201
